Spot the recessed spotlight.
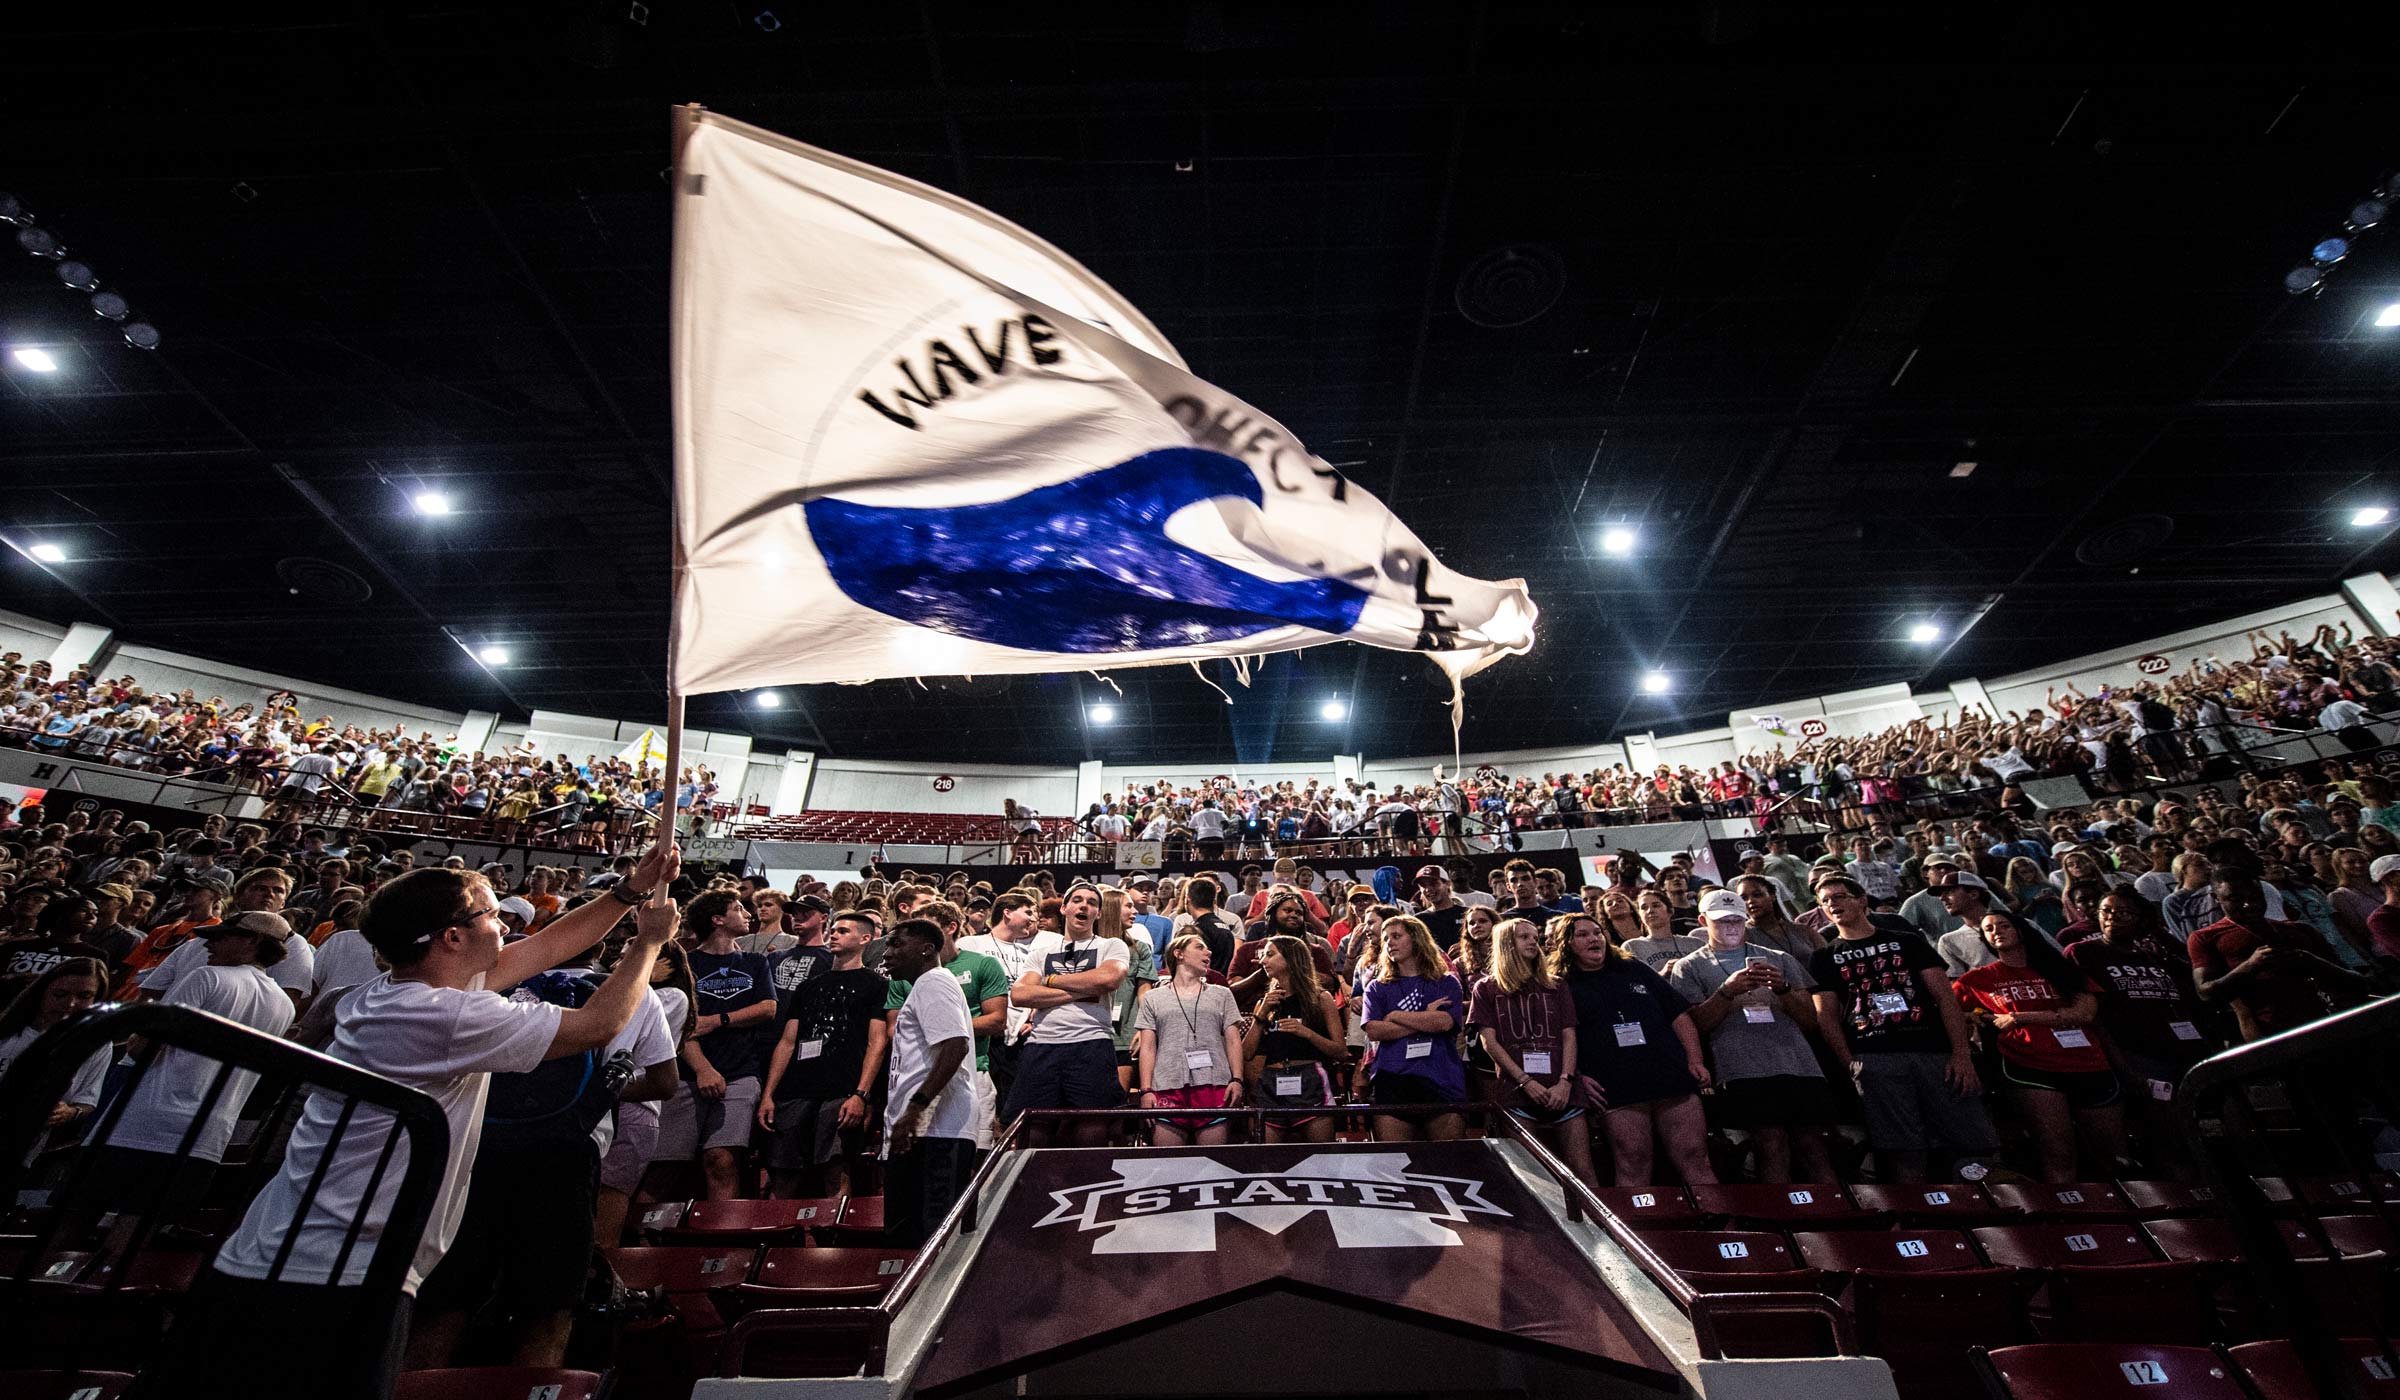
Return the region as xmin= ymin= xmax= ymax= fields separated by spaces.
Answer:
xmin=1908 ymin=622 xmax=1942 ymax=644
xmin=11 ymin=347 xmax=58 ymax=372
xmin=1949 ymin=461 xmax=1977 ymax=478
xmin=1599 ymin=525 xmax=1638 ymax=556
xmin=1640 ymin=671 xmax=1670 ymax=694
xmin=2377 ymin=303 xmax=2400 ymax=328
xmin=2354 ymin=506 xmax=2395 ymax=528
xmin=477 ymin=645 xmax=510 ymax=666
xmin=29 ymin=542 xmax=67 ymax=563
xmin=413 ymin=491 xmax=451 ymax=516
xmin=755 ymin=691 xmax=782 ymax=709
xmin=1320 ymin=700 xmax=1347 ymax=721
xmin=1088 ymin=703 xmax=1117 ymax=724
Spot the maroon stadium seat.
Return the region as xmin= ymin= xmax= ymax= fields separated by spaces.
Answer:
xmin=1848 ymin=1182 xmax=2010 ymax=1225
xmin=2117 ymin=1179 xmax=2223 ymax=1218
xmin=1594 ymin=1185 xmax=1702 ymax=1229
xmin=666 ymin=1198 xmax=838 ymax=1244
xmin=1983 ymin=1181 xmax=2136 ymax=1220
xmin=0 ymin=1373 xmax=139 ymax=1400
xmin=1635 ymin=1230 xmax=1828 ymax=1293
xmin=2228 ymin=1338 xmax=2400 ymax=1400
xmin=2318 ymin=1214 xmax=2399 ymax=1259
xmin=602 ymin=1245 xmax=761 ymax=1295
xmin=392 ymin=1368 xmax=609 ymax=1400
xmin=1689 ymin=1183 xmax=1878 ymax=1230
xmin=732 ymin=1247 xmax=914 ymax=1307
xmin=1793 ymin=1227 xmax=1984 ymax=1276
xmin=824 ymin=1195 xmax=885 ymax=1243
xmin=2139 ymin=1216 xmax=2245 ymax=1266
xmin=1971 ymin=1224 xmax=2215 ymax=1344
xmin=1976 ymin=1343 xmax=2250 ymax=1398
xmin=2293 ymin=1174 xmax=2400 ymax=1212
xmin=1848 ymin=1267 xmax=2038 ymax=1394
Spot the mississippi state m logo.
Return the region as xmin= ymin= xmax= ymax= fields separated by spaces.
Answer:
xmin=1033 ymin=1152 xmax=1507 ymax=1254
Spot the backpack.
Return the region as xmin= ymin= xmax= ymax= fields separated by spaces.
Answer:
xmin=482 ymin=969 xmax=635 ymax=1156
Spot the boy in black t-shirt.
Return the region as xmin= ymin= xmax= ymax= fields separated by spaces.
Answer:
xmin=759 ymin=912 xmax=889 ymax=1197
xmin=1807 ymin=876 xmax=1995 ymax=1182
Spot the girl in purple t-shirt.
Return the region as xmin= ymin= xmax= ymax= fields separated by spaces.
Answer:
xmin=1468 ymin=917 xmax=1593 ymax=1186
xmin=1362 ymin=915 xmax=1469 ymax=1142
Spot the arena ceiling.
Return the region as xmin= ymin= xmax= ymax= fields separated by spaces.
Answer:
xmin=4 ymin=5 xmax=2399 ymax=767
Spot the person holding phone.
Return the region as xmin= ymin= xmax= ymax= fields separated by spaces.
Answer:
xmin=1241 ymin=936 xmax=1344 ymax=1143
xmin=1665 ymin=889 xmax=1837 ymax=1183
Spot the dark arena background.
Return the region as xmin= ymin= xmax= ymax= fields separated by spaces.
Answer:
xmin=1 ymin=6 xmax=2398 ymax=1400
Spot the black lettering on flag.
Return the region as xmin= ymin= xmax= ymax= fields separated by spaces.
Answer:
xmin=924 ymin=339 xmax=981 ymax=397
xmin=966 ymin=320 xmax=1016 ymax=374
xmin=1023 ymin=314 xmax=1063 ymax=365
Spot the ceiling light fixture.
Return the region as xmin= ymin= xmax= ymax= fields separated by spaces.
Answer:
xmin=11 ymin=347 xmax=57 ymax=372
xmin=29 ymin=542 xmax=68 ymax=563
xmin=1088 ymin=703 xmax=1117 ymax=724
xmin=1320 ymin=700 xmax=1347 ymax=721
xmin=1909 ymin=622 xmax=1942 ymax=644
xmin=2354 ymin=506 xmax=2394 ymax=528
xmin=2377 ymin=304 xmax=2400 ymax=328
xmin=1599 ymin=524 xmax=1638 ymax=556
xmin=413 ymin=491 xmax=452 ymax=516
xmin=755 ymin=691 xmax=782 ymax=709
xmin=477 ymin=645 xmax=510 ymax=666
xmin=1640 ymin=671 xmax=1671 ymax=694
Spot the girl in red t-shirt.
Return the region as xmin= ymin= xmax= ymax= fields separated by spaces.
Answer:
xmin=1953 ymin=911 xmax=2129 ymax=1183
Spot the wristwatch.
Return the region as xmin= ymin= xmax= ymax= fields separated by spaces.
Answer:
xmin=609 ymin=882 xmax=651 ymax=905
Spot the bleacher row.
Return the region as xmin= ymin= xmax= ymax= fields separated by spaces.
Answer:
xmin=1606 ymin=1174 xmax=2397 ymax=1395
xmin=729 ymin=809 xmax=1076 ymax=845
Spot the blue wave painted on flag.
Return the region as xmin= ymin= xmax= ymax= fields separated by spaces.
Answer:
xmin=803 ymin=447 xmax=1368 ymax=654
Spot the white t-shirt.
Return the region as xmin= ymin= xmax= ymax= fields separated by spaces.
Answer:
xmin=1191 ymin=808 xmax=1227 ymax=839
xmin=0 ymin=1026 xmax=109 ymax=1106
xmin=145 ymin=929 xmax=316 ymax=1003
xmin=1020 ymin=933 xmax=1129 ymax=1046
xmin=212 ymin=972 xmax=562 ymax=1294
xmin=1093 ymin=813 xmax=1129 ymax=840
xmin=958 ymin=933 xmax=1039 ymax=1042
xmin=283 ymin=751 xmax=339 ymax=792
xmin=312 ymin=929 xmax=384 ymax=998
xmin=884 ymin=968 xmax=977 ymax=1155
xmin=100 ymin=964 xmax=294 ymax=1160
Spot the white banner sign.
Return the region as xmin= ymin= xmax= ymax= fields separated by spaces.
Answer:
xmin=1112 ymin=839 xmax=1165 ymax=871
xmin=667 ymin=109 xmax=1535 ymax=696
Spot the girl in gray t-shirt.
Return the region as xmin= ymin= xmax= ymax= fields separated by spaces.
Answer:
xmin=1134 ymin=934 xmax=1246 ymax=1146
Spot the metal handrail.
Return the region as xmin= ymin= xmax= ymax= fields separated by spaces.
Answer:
xmin=0 ymin=1001 xmax=451 ymax=1389
xmin=2177 ymin=993 xmax=2400 ymax=1400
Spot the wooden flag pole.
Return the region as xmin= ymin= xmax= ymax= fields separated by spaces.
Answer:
xmin=652 ymin=103 xmax=708 ymax=881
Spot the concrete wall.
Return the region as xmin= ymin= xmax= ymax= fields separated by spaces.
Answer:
xmin=0 ymin=609 xmax=70 ymax=664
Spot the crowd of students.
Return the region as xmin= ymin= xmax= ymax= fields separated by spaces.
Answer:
xmin=0 ymin=635 xmax=2396 ymax=1396
xmin=0 ymin=651 xmax=727 ymax=849
xmin=1047 ymin=625 xmax=2400 ymax=859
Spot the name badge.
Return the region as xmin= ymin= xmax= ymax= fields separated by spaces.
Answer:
xmin=2169 ymin=1020 xmax=2201 ymax=1041
xmin=1869 ymin=992 xmax=1910 ymax=1017
xmin=798 ymin=1039 xmax=824 ymax=1061
xmin=1614 ymin=1023 xmax=1647 ymax=1048
xmin=1185 ymin=1049 xmax=1214 ymax=1072
xmin=1521 ymin=1051 xmax=1554 ymax=1076
xmin=2052 ymin=1028 xmax=2091 ymax=1049
xmin=1404 ymin=1039 xmax=1433 ymax=1060
xmin=1273 ymin=1074 xmax=1304 ymax=1097
xmin=1743 ymin=1004 xmax=1775 ymax=1024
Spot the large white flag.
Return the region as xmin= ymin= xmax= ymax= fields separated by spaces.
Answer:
xmin=668 ymin=108 xmax=1535 ymax=697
